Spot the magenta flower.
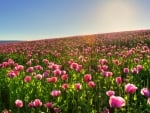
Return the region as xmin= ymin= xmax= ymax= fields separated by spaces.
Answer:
xmin=115 ymin=77 xmax=122 ymax=84
xmin=70 ymin=62 xmax=82 ymax=72
xmin=2 ymin=110 xmax=9 ymax=113
xmin=43 ymin=71 xmax=49 ymax=78
xmin=131 ymin=68 xmax=139 ymax=74
xmin=33 ymin=99 xmax=42 ymax=107
xmin=123 ymin=68 xmax=129 ymax=74
xmin=106 ymin=90 xmax=115 ymax=97
xmin=24 ymin=76 xmax=31 ymax=83
xmin=34 ymin=65 xmax=43 ymax=71
xmin=28 ymin=101 xmax=34 ymax=108
xmin=141 ymin=88 xmax=150 ymax=97
xmin=74 ymin=83 xmax=82 ymax=90
xmin=109 ymin=96 xmax=125 ymax=108
xmin=42 ymin=59 xmax=49 ymax=64
xmin=14 ymin=65 xmax=24 ymax=71
xmin=62 ymin=83 xmax=69 ymax=90
xmin=54 ymin=107 xmax=60 ymax=113
xmin=15 ymin=99 xmax=23 ymax=108
xmin=26 ymin=67 xmax=34 ymax=73
xmin=7 ymin=70 xmax=18 ymax=78
xmin=102 ymin=108 xmax=110 ymax=113
xmin=46 ymin=77 xmax=58 ymax=83
xmin=35 ymin=74 xmax=43 ymax=80
xmin=101 ymin=65 xmax=109 ymax=71
xmin=51 ymin=90 xmax=61 ymax=97
xmin=84 ymin=74 xmax=92 ymax=82
xmin=44 ymin=102 xmax=53 ymax=108
xmin=88 ymin=81 xmax=96 ymax=88
xmin=102 ymin=71 xmax=113 ymax=77
xmin=136 ymin=65 xmax=143 ymax=71
xmin=53 ymin=69 xmax=62 ymax=76
xmin=61 ymin=74 xmax=68 ymax=81
xmin=70 ymin=62 xmax=78 ymax=70
xmin=99 ymin=59 xmax=108 ymax=65
xmin=76 ymin=64 xmax=82 ymax=72
xmin=125 ymin=83 xmax=137 ymax=94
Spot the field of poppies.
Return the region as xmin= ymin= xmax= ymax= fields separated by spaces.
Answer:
xmin=0 ymin=30 xmax=150 ymax=113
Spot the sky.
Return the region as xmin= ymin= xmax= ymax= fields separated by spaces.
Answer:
xmin=0 ymin=0 xmax=150 ymax=40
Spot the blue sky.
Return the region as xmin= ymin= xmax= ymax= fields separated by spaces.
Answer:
xmin=0 ymin=0 xmax=150 ymax=40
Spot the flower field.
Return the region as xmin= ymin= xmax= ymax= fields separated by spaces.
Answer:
xmin=1 ymin=30 xmax=150 ymax=113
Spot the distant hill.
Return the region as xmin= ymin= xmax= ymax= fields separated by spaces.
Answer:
xmin=0 ymin=40 xmax=22 ymax=44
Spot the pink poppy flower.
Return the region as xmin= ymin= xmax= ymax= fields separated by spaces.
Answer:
xmin=26 ymin=67 xmax=34 ymax=73
xmin=88 ymin=81 xmax=96 ymax=88
xmin=84 ymin=74 xmax=92 ymax=82
xmin=35 ymin=74 xmax=43 ymax=80
xmin=24 ymin=76 xmax=31 ymax=83
xmin=74 ymin=83 xmax=82 ymax=90
xmin=141 ymin=88 xmax=150 ymax=97
xmin=62 ymin=83 xmax=69 ymax=90
xmin=106 ymin=90 xmax=115 ymax=97
xmin=109 ymin=96 xmax=125 ymax=108
xmin=33 ymin=99 xmax=42 ymax=107
xmin=99 ymin=59 xmax=108 ymax=65
xmin=125 ymin=83 xmax=137 ymax=94
xmin=46 ymin=77 xmax=58 ymax=83
xmin=131 ymin=68 xmax=139 ymax=74
xmin=28 ymin=101 xmax=34 ymax=108
xmin=136 ymin=65 xmax=143 ymax=71
xmin=61 ymin=74 xmax=68 ymax=81
xmin=53 ymin=69 xmax=62 ymax=76
xmin=14 ymin=65 xmax=24 ymax=71
xmin=51 ymin=90 xmax=61 ymax=97
xmin=115 ymin=77 xmax=122 ymax=84
xmin=44 ymin=102 xmax=53 ymax=108
xmin=123 ymin=68 xmax=129 ymax=74
xmin=15 ymin=99 xmax=23 ymax=108
xmin=54 ymin=107 xmax=60 ymax=113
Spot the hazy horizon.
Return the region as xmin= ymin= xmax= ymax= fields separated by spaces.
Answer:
xmin=0 ymin=0 xmax=150 ymax=41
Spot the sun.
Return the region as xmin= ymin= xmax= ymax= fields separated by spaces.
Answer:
xmin=99 ymin=0 xmax=138 ymax=32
